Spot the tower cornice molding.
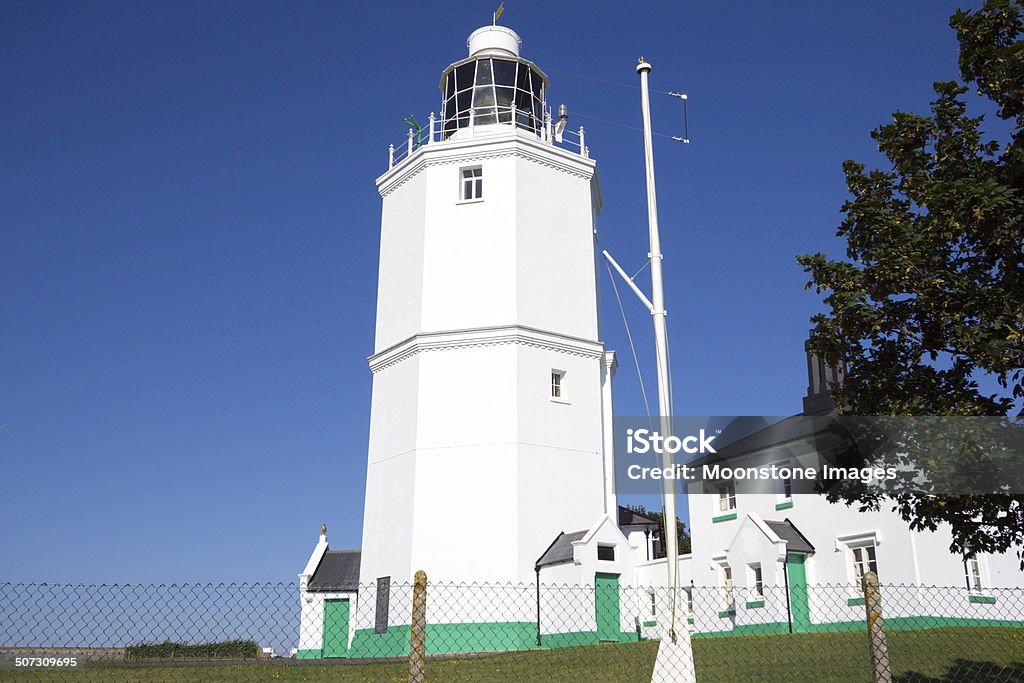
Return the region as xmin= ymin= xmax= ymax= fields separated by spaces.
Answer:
xmin=376 ymin=131 xmax=597 ymax=198
xmin=368 ymin=325 xmax=605 ymax=374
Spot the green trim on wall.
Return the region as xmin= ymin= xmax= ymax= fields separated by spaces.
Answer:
xmin=969 ymin=594 xmax=997 ymax=604
xmin=687 ymin=618 xmax=695 ymax=624
xmin=294 ymin=649 xmax=322 ymax=660
xmin=718 ymin=608 xmax=736 ymax=617
xmin=847 ymin=597 xmax=866 ymax=606
xmin=350 ymin=621 xmax=542 ymax=658
xmin=712 ymin=512 xmax=738 ymax=523
xmin=349 ymin=625 xmax=411 ymax=658
xmin=775 ymin=500 xmax=794 ymax=510
xmin=745 ymin=600 xmax=766 ymax=609
xmin=642 ymin=620 xmax=657 ymax=627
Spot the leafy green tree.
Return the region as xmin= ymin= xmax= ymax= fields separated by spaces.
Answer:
xmin=623 ymin=504 xmax=691 ymax=556
xmin=797 ymin=0 xmax=1024 ymax=564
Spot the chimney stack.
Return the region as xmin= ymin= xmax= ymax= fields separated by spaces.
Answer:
xmin=802 ymin=333 xmax=843 ymax=416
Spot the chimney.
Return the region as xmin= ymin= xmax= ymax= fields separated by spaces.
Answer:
xmin=802 ymin=333 xmax=843 ymax=416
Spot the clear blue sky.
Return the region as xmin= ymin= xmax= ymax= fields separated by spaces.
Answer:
xmin=1 ymin=1 xmax=980 ymax=582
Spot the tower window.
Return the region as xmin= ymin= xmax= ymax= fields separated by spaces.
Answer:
xmin=461 ymin=166 xmax=483 ymax=201
xmin=551 ymin=370 xmax=566 ymax=399
xmin=597 ymin=544 xmax=615 ymax=561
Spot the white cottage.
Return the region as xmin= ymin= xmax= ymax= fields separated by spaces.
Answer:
xmin=681 ymin=345 xmax=1024 ymax=635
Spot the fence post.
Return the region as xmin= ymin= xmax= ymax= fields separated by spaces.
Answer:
xmin=863 ymin=571 xmax=891 ymax=683
xmin=409 ymin=570 xmax=427 ymax=683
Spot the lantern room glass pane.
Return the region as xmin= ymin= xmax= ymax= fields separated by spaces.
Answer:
xmin=492 ymin=59 xmax=516 ymax=88
xmin=475 ymin=59 xmax=492 ymax=86
xmin=455 ymin=63 xmax=474 ymax=92
xmin=514 ymin=87 xmax=532 ymax=114
xmin=516 ymin=64 xmax=531 ymax=92
xmin=472 ymin=85 xmax=495 ymax=109
xmin=495 ymin=86 xmax=515 ymax=121
xmin=444 ymin=74 xmax=455 ymax=101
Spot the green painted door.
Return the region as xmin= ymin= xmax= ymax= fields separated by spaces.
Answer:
xmin=595 ymin=573 xmax=621 ymax=642
xmin=323 ymin=599 xmax=350 ymax=658
xmin=787 ymin=553 xmax=811 ymax=633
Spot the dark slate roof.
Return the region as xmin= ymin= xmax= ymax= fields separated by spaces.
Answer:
xmin=308 ymin=550 xmax=361 ymax=592
xmin=765 ymin=520 xmax=815 ymax=554
xmin=536 ymin=531 xmax=587 ymax=569
xmin=618 ymin=506 xmax=659 ymax=527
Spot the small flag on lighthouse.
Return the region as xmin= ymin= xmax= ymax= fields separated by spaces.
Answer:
xmin=494 ymin=2 xmax=505 ymax=23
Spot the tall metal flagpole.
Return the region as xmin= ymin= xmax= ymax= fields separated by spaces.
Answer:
xmin=637 ymin=55 xmax=678 ymax=631
xmin=637 ymin=57 xmax=696 ymax=683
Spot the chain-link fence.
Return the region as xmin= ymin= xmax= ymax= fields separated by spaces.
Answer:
xmin=2 ymin=580 xmax=1023 ymax=681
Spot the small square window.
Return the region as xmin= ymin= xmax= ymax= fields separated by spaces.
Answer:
xmin=597 ymin=544 xmax=615 ymax=561
xmin=461 ymin=166 xmax=483 ymax=201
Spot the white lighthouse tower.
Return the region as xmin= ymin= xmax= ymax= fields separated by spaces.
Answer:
xmin=358 ymin=24 xmax=616 ymax=591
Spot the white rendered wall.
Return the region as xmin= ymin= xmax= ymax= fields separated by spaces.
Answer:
xmin=687 ymin=482 xmax=1024 ymax=630
xmin=360 ymin=127 xmax=610 ymax=588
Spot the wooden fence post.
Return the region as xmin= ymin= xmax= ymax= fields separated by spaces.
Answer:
xmin=863 ymin=571 xmax=891 ymax=683
xmin=409 ymin=570 xmax=427 ymax=683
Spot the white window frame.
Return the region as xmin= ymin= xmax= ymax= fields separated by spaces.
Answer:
xmin=550 ymin=369 xmax=568 ymax=403
xmin=965 ymin=555 xmax=988 ymax=594
xmin=459 ymin=166 xmax=483 ymax=202
xmin=717 ymin=482 xmax=736 ymax=513
xmin=849 ymin=542 xmax=879 ymax=588
xmin=748 ymin=563 xmax=764 ymax=599
xmin=720 ymin=565 xmax=735 ymax=609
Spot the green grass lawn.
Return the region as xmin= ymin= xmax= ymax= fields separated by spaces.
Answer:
xmin=7 ymin=627 xmax=1024 ymax=682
